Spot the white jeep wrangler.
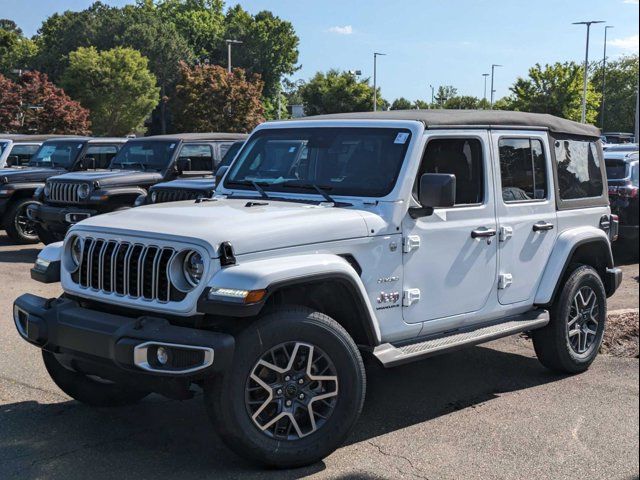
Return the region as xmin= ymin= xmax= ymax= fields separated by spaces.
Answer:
xmin=14 ymin=110 xmax=622 ymax=468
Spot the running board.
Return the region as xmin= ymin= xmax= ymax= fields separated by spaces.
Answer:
xmin=373 ymin=310 xmax=549 ymax=367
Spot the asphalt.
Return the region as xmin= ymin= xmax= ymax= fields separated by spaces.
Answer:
xmin=0 ymin=235 xmax=638 ymax=480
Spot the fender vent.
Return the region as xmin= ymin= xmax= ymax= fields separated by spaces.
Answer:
xmin=219 ymin=241 xmax=236 ymax=267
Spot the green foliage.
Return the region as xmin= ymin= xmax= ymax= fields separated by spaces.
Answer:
xmin=390 ymin=97 xmax=413 ymax=110
xmin=502 ymin=62 xmax=600 ymax=123
xmin=591 ymin=55 xmax=639 ymax=132
xmin=443 ymin=95 xmax=483 ymax=109
xmin=413 ymin=99 xmax=430 ymax=110
xmin=172 ymin=62 xmax=265 ymax=133
xmin=434 ymin=85 xmax=458 ymax=106
xmin=300 ymin=70 xmax=383 ymax=115
xmin=0 ymin=19 xmax=38 ymax=75
xmin=62 ymin=46 xmax=159 ymax=135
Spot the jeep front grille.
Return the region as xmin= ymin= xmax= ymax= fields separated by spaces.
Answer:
xmin=75 ymin=238 xmax=177 ymax=303
xmin=48 ymin=181 xmax=81 ymax=203
xmin=154 ymin=189 xmax=206 ymax=203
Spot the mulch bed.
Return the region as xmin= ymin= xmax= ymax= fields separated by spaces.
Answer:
xmin=602 ymin=309 xmax=639 ymax=358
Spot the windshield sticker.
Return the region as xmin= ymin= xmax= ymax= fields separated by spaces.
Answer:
xmin=394 ymin=132 xmax=409 ymax=144
xmin=169 ymin=143 xmax=176 ymax=149
xmin=289 ymin=146 xmax=297 ymax=153
xmin=77 ymin=144 xmax=82 ymax=148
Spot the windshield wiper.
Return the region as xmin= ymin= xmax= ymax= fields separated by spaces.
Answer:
xmin=281 ymin=180 xmax=336 ymax=204
xmin=227 ymin=180 xmax=270 ymax=199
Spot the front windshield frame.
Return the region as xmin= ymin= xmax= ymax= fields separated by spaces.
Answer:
xmin=223 ymin=127 xmax=413 ymax=199
xmin=28 ymin=141 xmax=86 ymax=169
xmin=109 ymin=140 xmax=178 ymax=172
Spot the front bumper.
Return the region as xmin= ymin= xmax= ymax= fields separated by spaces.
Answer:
xmin=28 ymin=203 xmax=97 ymax=232
xmin=13 ymin=294 xmax=235 ymax=382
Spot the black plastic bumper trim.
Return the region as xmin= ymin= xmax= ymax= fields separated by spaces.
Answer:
xmin=30 ymin=260 xmax=61 ymax=283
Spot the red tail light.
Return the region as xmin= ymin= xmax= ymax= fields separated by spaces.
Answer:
xmin=609 ymin=185 xmax=639 ymax=198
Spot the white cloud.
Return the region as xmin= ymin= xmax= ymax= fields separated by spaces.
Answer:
xmin=609 ymin=34 xmax=640 ymax=52
xmin=623 ymin=0 xmax=638 ymax=4
xmin=328 ymin=25 xmax=353 ymax=35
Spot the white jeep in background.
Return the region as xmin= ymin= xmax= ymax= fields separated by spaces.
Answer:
xmin=14 ymin=110 xmax=621 ymax=468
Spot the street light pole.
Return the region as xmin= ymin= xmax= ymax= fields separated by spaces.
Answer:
xmin=482 ymin=73 xmax=490 ymax=104
xmin=601 ymin=25 xmax=614 ymax=130
xmin=429 ymin=85 xmax=435 ymax=106
xmin=573 ymin=21 xmax=605 ymax=123
xmin=226 ymin=39 xmax=243 ymax=73
xmin=490 ymin=64 xmax=502 ymax=108
xmin=373 ymin=52 xmax=386 ymax=111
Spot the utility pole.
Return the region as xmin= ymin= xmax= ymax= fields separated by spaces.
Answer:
xmin=601 ymin=25 xmax=614 ymax=130
xmin=490 ymin=64 xmax=502 ymax=108
xmin=373 ymin=52 xmax=386 ymax=111
xmin=573 ymin=21 xmax=605 ymax=123
xmin=226 ymin=39 xmax=243 ymax=73
xmin=482 ymin=73 xmax=490 ymax=104
xmin=429 ymin=85 xmax=435 ymax=106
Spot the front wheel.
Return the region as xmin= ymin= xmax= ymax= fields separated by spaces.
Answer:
xmin=4 ymin=198 xmax=40 ymax=244
xmin=204 ymin=307 xmax=366 ymax=468
xmin=532 ymin=265 xmax=606 ymax=373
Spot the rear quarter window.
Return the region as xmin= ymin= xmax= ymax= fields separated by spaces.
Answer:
xmin=554 ymin=139 xmax=604 ymax=199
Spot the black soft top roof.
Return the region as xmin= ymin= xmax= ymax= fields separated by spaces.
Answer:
xmin=297 ymin=110 xmax=600 ymax=138
xmin=137 ymin=133 xmax=249 ymax=142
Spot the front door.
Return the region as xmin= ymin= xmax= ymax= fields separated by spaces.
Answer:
xmin=491 ymin=132 xmax=557 ymax=305
xmin=402 ymin=131 xmax=498 ymax=324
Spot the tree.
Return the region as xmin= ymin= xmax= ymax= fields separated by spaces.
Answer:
xmin=503 ymin=62 xmax=600 ymax=123
xmin=300 ymin=70 xmax=383 ymax=115
xmin=172 ymin=62 xmax=264 ymax=133
xmin=14 ymin=71 xmax=90 ymax=134
xmin=390 ymin=97 xmax=413 ymax=110
xmin=592 ymin=54 xmax=639 ymax=132
xmin=0 ymin=19 xmax=38 ymax=76
xmin=413 ymin=99 xmax=430 ymax=110
xmin=443 ymin=95 xmax=482 ymax=110
xmin=434 ymin=85 xmax=457 ymax=106
xmin=0 ymin=74 xmax=22 ymax=131
xmin=62 ymin=46 xmax=159 ymax=136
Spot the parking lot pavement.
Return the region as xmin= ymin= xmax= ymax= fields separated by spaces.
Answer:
xmin=1 ymin=235 xmax=638 ymax=480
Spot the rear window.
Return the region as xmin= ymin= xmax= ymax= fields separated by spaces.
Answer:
xmin=554 ymin=139 xmax=604 ymax=200
xmin=605 ymin=159 xmax=628 ymax=180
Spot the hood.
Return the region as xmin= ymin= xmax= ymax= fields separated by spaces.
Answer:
xmin=152 ymin=177 xmax=215 ymax=192
xmin=75 ymin=198 xmax=371 ymax=256
xmin=0 ymin=167 xmax=60 ymax=184
xmin=51 ymin=169 xmax=163 ymax=187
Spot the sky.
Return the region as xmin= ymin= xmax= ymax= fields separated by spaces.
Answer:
xmin=1 ymin=0 xmax=638 ymax=102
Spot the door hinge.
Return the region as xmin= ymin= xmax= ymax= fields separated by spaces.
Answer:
xmin=498 ymin=273 xmax=513 ymax=290
xmin=403 ymin=235 xmax=421 ymax=253
xmin=403 ymin=288 xmax=421 ymax=307
xmin=499 ymin=226 xmax=513 ymax=242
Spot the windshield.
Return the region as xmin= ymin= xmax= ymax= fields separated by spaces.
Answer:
xmin=110 ymin=140 xmax=177 ymax=171
xmin=28 ymin=141 xmax=85 ymax=168
xmin=218 ymin=141 xmax=244 ymax=169
xmin=605 ymin=159 xmax=628 ymax=180
xmin=224 ymin=128 xmax=412 ymax=198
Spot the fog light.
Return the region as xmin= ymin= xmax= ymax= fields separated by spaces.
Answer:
xmin=156 ymin=346 xmax=169 ymax=365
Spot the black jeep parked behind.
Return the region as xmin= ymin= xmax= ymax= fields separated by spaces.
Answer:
xmin=0 ymin=137 xmax=126 ymax=243
xmin=30 ymin=133 xmax=247 ymax=244
xmin=135 ymin=138 xmax=246 ymax=206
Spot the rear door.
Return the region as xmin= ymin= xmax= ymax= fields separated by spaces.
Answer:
xmin=491 ymin=131 xmax=557 ymax=305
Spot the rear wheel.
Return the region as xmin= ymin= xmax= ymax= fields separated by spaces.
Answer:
xmin=204 ymin=306 xmax=366 ymax=468
xmin=532 ymin=265 xmax=606 ymax=373
xmin=4 ymin=198 xmax=40 ymax=244
xmin=42 ymin=350 xmax=150 ymax=407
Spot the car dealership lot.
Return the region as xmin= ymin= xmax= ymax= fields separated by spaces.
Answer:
xmin=0 ymin=235 xmax=638 ymax=480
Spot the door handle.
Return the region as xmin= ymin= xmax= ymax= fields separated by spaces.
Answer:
xmin=532 ymin=221 xmax=554 ymax=232
xmin=471 ymin=227 xmax=497 ymax=239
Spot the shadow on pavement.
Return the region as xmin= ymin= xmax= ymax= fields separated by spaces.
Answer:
xmin=0 ymin=247 xmax=40 ymax=264
xmin=0 ymin=344 xmax=566 ymax=480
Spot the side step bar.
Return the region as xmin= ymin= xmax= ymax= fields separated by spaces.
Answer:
xmin=373 ymin=310 xmax=550 ymax=367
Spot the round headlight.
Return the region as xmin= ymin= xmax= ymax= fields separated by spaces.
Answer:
xmin=183 ymin=251 xmax=204 ymax=287
xmin=78 ymin=184 xmax=90 ymax=199
xmin=64 ymin=235 xmax=83 ymax=272
xmin=43 ymin=183 xmax=50 ymax=197
xmin=150 ymin=191 xmax=158 ymax=203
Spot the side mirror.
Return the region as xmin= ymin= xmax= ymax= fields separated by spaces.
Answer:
xmin=6 ymin=155 xmax=19 ymax=167
xmin=215 ymin=165 xmax=229 ymax=186
xmin=410 ymin=173 xmax=456 ymax=218
xmin=84 ymin=156 xmax=97 ymax=170
xmin=176 ymin=157 xmax=191 ymax=174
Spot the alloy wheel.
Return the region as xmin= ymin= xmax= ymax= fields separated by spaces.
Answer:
xmin=567 ymin=286 xmax=600 ymax=354
xmin=15 ymin=203 xmax=38 ymax=240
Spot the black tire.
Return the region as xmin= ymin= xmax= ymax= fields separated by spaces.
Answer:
xmin=35 ymin=225 xmax=65 ymax=245
xmin=4 ymin=198 xmax=40 ymax=244
xmin=204 ymin=306 xmax=366 ymax=468
xmin=532 ymin=265 xmax=607 ymax=374
xmin=42 ymin=350 xmax=150 ymax=407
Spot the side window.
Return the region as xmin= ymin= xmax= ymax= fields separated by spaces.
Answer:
xmin=179 ymin=144 xmax=213 ymax=171
xmin=218 ymin=142 xmax=234 ymax=163
xmin=9 ymin=144 xmax=40 ymax=166
xmin=554 ymin=139 xmax=604 ymax=199
xmin=86 ymin=145 xmax=118 ymax=169
xmin=418 ymin=138 xmax=484 ymax=205
xmin=498 ymin=138 xmax=548 ymax=202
